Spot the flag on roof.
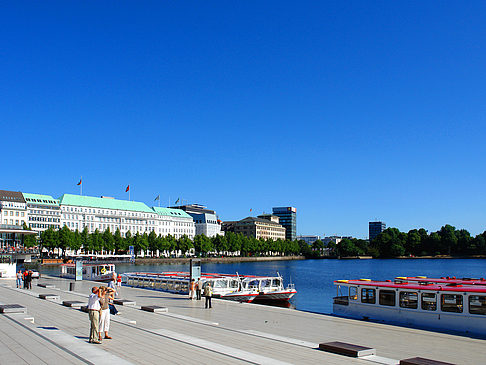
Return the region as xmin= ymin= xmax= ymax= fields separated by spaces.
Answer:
xmin=154 ymin=195 xmax=160 ymax=201
xmin=175 ymin=197 xmax=180 ymax=204
xmin=77 ymin=178 xmax=82 ymax=186
xmin=125 ymin=185 xmax=130 ymax=192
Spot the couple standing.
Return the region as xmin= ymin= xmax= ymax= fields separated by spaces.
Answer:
xmin=87 ymin=286 xmax=114 ymax=344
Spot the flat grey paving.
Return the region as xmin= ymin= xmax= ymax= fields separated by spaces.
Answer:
xmin=1 ymin=275 xmax=484 ymax=365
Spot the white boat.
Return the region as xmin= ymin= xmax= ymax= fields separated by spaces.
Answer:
xmin=240 ymin=274 xmax=296 ymax=302
xmin=333 ymin=278 xmax=486 ymax=337
xmin=60 ymin=262 xmax=116 ymax=282
xmin=121 ymin=271 xmax=293 ymax=303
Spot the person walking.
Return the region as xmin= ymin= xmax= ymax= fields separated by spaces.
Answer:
xmin=23 ymin=270 xmax=28 ymax=289
xmin=196 ymin=278 xmax=202 ymax=300
xmin=25 ymin=271 xmax=32 ymax=289
xmin=189 ymin=279 xmax=195 ymax=300
xmin=16 ymin=270 xmax=23 ymax=288
xmin=116 ymin=274 xmax=122 ymax=288
xmin=87 ymin=287 xmax=102 ymax=344
xmin=99 ymin=287 xmax=113 ymax=340
xmin=204 ymin=282 xmax=212 ymax=309
xmin=108 ymin=274 xmax=117 ymax=297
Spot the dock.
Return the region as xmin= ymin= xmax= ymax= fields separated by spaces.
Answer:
xmin=0 ymin=276 xmax=483 ymax=365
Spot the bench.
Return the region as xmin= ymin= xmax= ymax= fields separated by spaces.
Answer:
xmin=141 ymin=305 xmax=168 ymax=313
xmin=113 ymin=299 xmax=136 ymax=306
xmin=318 ymin=341 xmax=376 ymax=357
xmin=0 ymin=304 xmax=26 ymax=314
xmin=39 ymin=294 xmax=60 ymax=300
xmin=400 ymin=357 xmax=456 ymax=365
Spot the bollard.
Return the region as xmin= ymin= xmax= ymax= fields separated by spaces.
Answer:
xmin=69 ymin=282 xmax=75 ymax=291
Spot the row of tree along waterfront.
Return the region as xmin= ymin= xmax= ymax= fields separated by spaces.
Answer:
xmin=24 ymin=224 xmax=486 ymax=259
xmin=330 ymin=225 xmax=486 ymax=258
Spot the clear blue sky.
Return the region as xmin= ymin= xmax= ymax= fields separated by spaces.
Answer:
xmin=2 ymin=2 xmax=486 ymax=238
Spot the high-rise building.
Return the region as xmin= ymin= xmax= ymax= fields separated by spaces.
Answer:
xmin=272 ymin=207 xmax=296 ymax=241
xmin=169 ymin=204 xmax=222 ymax=237
xmin=369 ymin=221 xmax=386 ymax=241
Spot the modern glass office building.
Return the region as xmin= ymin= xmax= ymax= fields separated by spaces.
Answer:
xmin=369 ymin=221 xmax=386 ymax=241
xmin=272 ymin=207 xmax=296 ymax=241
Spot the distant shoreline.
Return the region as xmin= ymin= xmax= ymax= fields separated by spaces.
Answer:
xmin=135 ymin=256 xmax=306 ymax=265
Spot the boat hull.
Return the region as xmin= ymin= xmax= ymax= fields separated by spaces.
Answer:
xmin=253 ymin=290 xmax=296 ymax=302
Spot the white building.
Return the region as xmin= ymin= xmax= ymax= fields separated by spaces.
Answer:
xmin=152 ymin=207 xmax=195 ymax=239
xmin=0 ymin=190 xmax=28 ymax=227
xmin=23 ymin=193 xmax=61 ymax=232
xmin=169 ymin=204 xmax=222 ymax=237
xmin=296 ymin=235 xmax=321 ymax=245
xmin=59 ymin=194 xmax=158 ymax=235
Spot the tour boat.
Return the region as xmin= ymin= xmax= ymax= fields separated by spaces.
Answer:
xmin=333 ymin=278 xmax=486 ymax=337
xmin=397 ymin=276 xmax=486 ymax=286
xmin=121 ymin=271 xmax=296 ymax=303
xmin=240 ymin=274 xmax=297 ymax=302
xmin=60 ymin=262 xmax=116 ymax=282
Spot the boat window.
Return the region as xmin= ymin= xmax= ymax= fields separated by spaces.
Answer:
xmin=361 ymin=288 xmax=376 ymax=304
xmin=469 ymin=295 xmax=486 ymax=315
xmin=263 ymin=280 xmax=272 ymax=288
xmin=379 ymin=290 xmax=396 ymax=306
xmin=421 ymin=293 xmax=437 ymax=311
xmin=272 ymin=279 xmax=281 ymax=288
xmin=349 ymin=286 xmax=358 ymax=300
xmin=399 ymin=291 xmax=418 ymax=309
xmin=441 ymin=294 xmax=463 ymax=313
xmin=229 ymin=280 xmax=239 ymax=289
xmin=214 ymin=280 xmax=227 ymax=288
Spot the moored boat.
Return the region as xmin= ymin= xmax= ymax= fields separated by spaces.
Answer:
xmin=121 ymin=271 xmax=296 ymax=304
xmin=333 ymin=278 xmax=486 ymax=337
xmin=60 ymin=262 xmax=116 ymax=282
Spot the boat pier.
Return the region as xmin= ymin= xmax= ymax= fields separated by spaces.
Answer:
xmin=0 ymin=276 xmax=484 ymax=365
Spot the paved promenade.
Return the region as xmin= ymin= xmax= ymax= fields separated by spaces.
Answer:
xmin=0 ymin=276 xmax=484 ymax=365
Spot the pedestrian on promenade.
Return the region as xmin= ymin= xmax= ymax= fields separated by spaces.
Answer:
xmin=25 ymin=271 xmax=32 ymax=289
xmin=116 ymin=274 xmax=122 ymax=288
xmin=16 ymin=270 xmax=23 ymax=288
xmin=189 ymin=279 xmax=195 ymax=300
xmin=99 ymin=287 xmax=113 ymax=340
xmin=87 ymin=287 xmax=102 ymax=344
xmin=23 ymin=270 xmax=28 ymax=289
xmin=204 ymin=282 xmax=212 ymax=309
xmin=108 ymin=274 xmax=117 ymax=297
xmin=196 ymin=278 xmax=202 ymax=300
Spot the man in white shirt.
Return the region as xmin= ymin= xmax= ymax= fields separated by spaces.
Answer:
xmin=87 ymin=287 xmax=101 ymax=343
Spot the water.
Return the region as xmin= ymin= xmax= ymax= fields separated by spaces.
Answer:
xmin=40 ymin=258 xmax=486 ymax=314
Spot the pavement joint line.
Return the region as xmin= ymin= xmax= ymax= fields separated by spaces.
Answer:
xmin=158 ymin=311 xmax=219 ymax=326
xmin=150 ymin=327 xmax=293 ymax=365
xmin=3 ymin=313 xmax=134 ymax=365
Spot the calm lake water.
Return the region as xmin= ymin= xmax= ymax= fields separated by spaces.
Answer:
xmin=40 ymin=258 xmax=486 ymax=314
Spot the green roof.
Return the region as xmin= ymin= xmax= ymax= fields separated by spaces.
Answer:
xmin=152 ymin=206 xmax=192 ymax=218
xmin=59 ymin=194 xmax=154 ymax=213
xmin=23 ymin=193 xmax=60 ymax=206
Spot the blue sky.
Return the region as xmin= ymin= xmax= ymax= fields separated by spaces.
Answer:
xmin=2 ymin=2 xmax=486 ymax=238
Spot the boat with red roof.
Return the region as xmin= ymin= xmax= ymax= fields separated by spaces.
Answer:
xmin=333 ymin=277 xmax=486 ymax=337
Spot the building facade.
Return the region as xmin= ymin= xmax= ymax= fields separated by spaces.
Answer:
xmin=222 ymin=216 xmax=286 ymax=240
xmin=23 ymin=193 xmax=61 ymax=232
xmin=152 ymin=207 xmax=195 ymax=239
xmin=369 ymin=221 xmax=386 ymax=241
xmin=296 ymin=235 xmax=321 ymax=245
xmin=59 ymin=194 xmax=159 ymax=235
xmin=0 ymin=190 xmax=28 ymax=227
xmin=272 ymin=207 xmax=297 ymax=241
xmin=169 ymin=204 xmax=222 ymax=237
xmin=0 ymin=190 xmax=31 ymax=249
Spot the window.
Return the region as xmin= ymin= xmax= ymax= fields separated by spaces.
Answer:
xmin=361 ymin=288 xmax=376 ymax=304
xmin=399 ymin=291 xmax=418 ymax=309
xmin=441 ymin=294 xmax=463 ymax=313
xmin=469 ymin=295 xmax=486 ymax=315
xmin=379 ymin=290 xmax=396 ymax=306
xmin=349 ymin=286 xmax=358 ymax=300
xmin=421 ymin=293 xmax=437 ymax=311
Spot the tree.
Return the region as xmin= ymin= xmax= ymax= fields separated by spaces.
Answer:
xmin=148 ymin=231 xmax=158 ymax=255
xmin=91 ymin=229 xmax=103 ymax=253
xmin=71 ymin=229 xmax=82 ymax=253
xmin=102 ymin=228 xmax=115 ymax=252
xmin=406 ymin=229 xmax=421 ymax=256
xmin=58 ymin=225 xmax=73 ymax=258
xmin=438 ymin=225 xmax=458 ymax=255
xmin=40 ymin=227 xmax=58 ymax=256
xmin=113 ymin=228 xmax=124 ymax=254
xmin=81 ymin=227 xmax=90 ymax=252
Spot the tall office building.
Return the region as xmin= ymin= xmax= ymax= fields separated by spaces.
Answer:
xmin=369 ymin=221 xmax=386 ymax=241
xmin=272 ymin=207 xmax=296 ymax=241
